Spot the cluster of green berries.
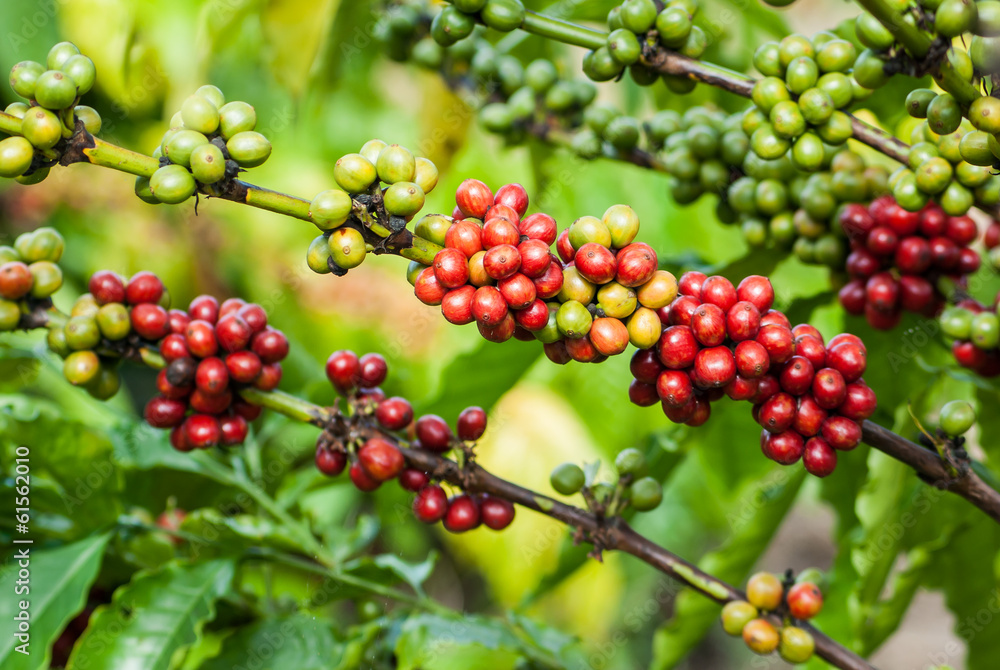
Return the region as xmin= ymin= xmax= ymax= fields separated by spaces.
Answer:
xmin=937 ymin=399 xmax=978 ymax=437
xmin=409 ymin=179 xmax=675 ymax=361
xmin=939 ymin=295 xmax=1000 ymax=377
xmin=320 ymin=350 xmax=516 ymax=533
xmin=721 ymin=571 xmax=824 ymax=663
xmin=3 ymin=42 xmax=100 ymax=183
xmin=592 ymin=0 xmax=705 ymax=90
xmin=306 ymin=140 xmax=438 ymax=275
xmin=897 ymin=89 xmax=999 ymax=214
xmin=0 ymin=228 xmax=64 ymax=331
xmin=137 ymin=86 xmax=268 ymax=205
xmin=549 ymin=447 xmax=663 ymax=513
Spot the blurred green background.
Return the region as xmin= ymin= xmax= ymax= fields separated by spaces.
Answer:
xmin=2 ymin=0 xmax=1000 ymax=669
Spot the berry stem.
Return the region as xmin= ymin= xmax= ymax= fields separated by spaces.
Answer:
xmin=0 ymin=110 xmax=21 ymax=136
xmin=852 ymin=0 xmax=982 ymax=106
xmin=519 ymin=10 xmax=606 ymax=50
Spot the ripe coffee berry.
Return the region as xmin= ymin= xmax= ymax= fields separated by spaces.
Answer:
xmin=445 ymin=221 xmax=483 ymax=258
xmin=793 ymin=335 xmax=826 ymax=370
xmin=556 ymin=230 xmax=574 ymax=263
xmin=415 ymin=267 xmax=447 ymax=306
xmin=483 ymin=244 xmax=521 ymax=280
xmin=157 ymin=369 xmax=191 ymax=399
xmin=532 ymin=261 xmax=564 ymax=299
xmin=415 ymin=414 xmax=453 ymax=452
xmin=413 ymin=485 xmax=448 ymax=523
xmin=821 ymin=416 xmax=863 ymax=450
xmin=494 ymin=183 xmax=528 ymax=217
xmin=691 ymin=304 xmax=727 ymax=347
xmin=760 ymin=310 xmax=791 ymax=329
xmin=479 ymin=496 xmax=515 ymax=530
xmin=803 ymin=437 xmax=837 ymax=477
xmin=615 ymin=244 xmax=657 ymax=288
xmin=657 ymin=370 xmax=694 ymax=408
xmin=693 ymin=346 xmax=736 ymax=388
xmin=220 ymin=414 xmax=248 ymax=446
xmin=225 ymin=350 xmax=262 ymax=384
xmin=726 ymin=302 xmax=761 ymax=341
xmin=471 ymin=286 xmax=508 ymax=325
xmin=735 ymin=340 xmax=770 ymax=378
xmin=457 ymin=406 xmax=487 ymax=441
xmin=357 ymin=353 xmax=387 ymax=388
xmin=779 ymin=356 xmax=815 ymax=396
xmin=189 ymin=295 xmax=220 ymax=323
xmin=575 ymin=243 xmax=616 ymax=284
xmin=251 ymin=329 xmax=289 ymax=364
xmin=398 ymin=469 xmax=429 ymax=492
xmin=168 ymin=309 xmax=190 ymax=334
xmin=358 ymin=438 xmax=405 ymax=481
xmin=254 ymin=363 xmax=282 ymax=391
xmin=760 ymin=392 xmax=796 ymax=433
xmin=434 ymin=248 xmax=470 ymax=288
xmin=630 ymin=349 xmax=663 ymax=385
xmin=161 ymin=333 xmax=190 ymax=362
xmin=787 ymin=582 xmax=824 ymax=619
xmin=725 ymin=375 xmax=758 ymax=402
xmin=443 ymin=494 xmax=480 ymax=533
xmin=761 ymin=429 xmax=805 ymax=465
xmin=792 ymin=396 xmax=827 ymax=436
xmin=195 ymin=357 xmax=229 ymax=395
xmin=88 ymin=270 xmax=126 ymax=305
xmin=216 ymin=314 xmax=253 ymax=352
xmin=316 ymin=447 xmax=347 ymax=476
xmin=812 ymin=368 xmax=846 ymax=409
xmin=232 ymin=399 xmax=262 ymax=421
xmin=700 ymin=276 xmax=737 ymax=311
xmin=456 ymin=178 xmax=493 ymax=219
xmin=183 ymin=414 xmax=221 ymax=449
xmin=657 ymin=325 xmax=699 ymax=369
xmin=629 ymin=380 xmax=659 ymax=406
xmin=826 ymin=342 xmax=866 ymax=382
xmin=349 ymin=462 xmax=381 ymax=492
xmin=838 ymin=382 xmax=877 ymax=421
xmin=498 ymin=273 xmax=536 ymax=309
xmin=219 ymin=298 xmax=246 ymax=319
xmin=485 ymin=204 xmax=519 ymax=225
xmin=144 ymin=396 xmax=187 ymax=428
xmin=125 ymin=271 xmax=164 ymax=305
xmin=519 ymin=213 xmax=557 ymax=245
xmin=737 ymin=275 xmax=774 ymax=312
xmin=482 ymin=218 xmax=520 ymax=248
xmin=190 ymin=388 xmax=232 ymax=415
xmin=678 ymin=271 xmax=706 ymax=297
xmin=517 ymin=239 xmax=551 ymax=278
xmin=442 ymin=285 xmax=476 ymax=325
xmin=376 ymin=396 xmax=413 ymax=430
xmin=756 ymin=324 xmax=795 ymax=364
xmin=131 ymin=303 xmax=170 ymax=341
xmin=514 ymin=299 xmax=549 ymax=331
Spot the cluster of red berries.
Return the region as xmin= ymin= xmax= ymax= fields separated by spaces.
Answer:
xmin=837 ymin=197 xmax=983 ymax=330
xmin=411 ymin=179 xmax=675 ymax=362
xmin=721 ymin=572 xmax=823 ymax=662
xmin=628 ymin=272 xmax=876 ymax=477
xmin=112 ymin=272 xmax=289 ymax=450
xmin=316 ymin=349 xmax=515 ymax=533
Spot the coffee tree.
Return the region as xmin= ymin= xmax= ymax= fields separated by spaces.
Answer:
xmin=1 ymin=0 xmax=999 ymax=668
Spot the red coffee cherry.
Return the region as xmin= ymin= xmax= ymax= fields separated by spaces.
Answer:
xmin=482 ymin=217 xmax=520 ymax=248
xmin=957 ymin=247 xmax=980 ymax=275
xmin=759 ymin=310 xmax=791 ymax=329
xmin=144 ymin=396 xmax=187 ymax=428
xmin=167 ymin=309 xmax=190 ymax=334
xmin=456 ymin=178 xmax=493 ymax=219
xmin=691 ymin=303 xmax=727 ymax=347
xmin=780 ymin=356 xmax=815 ymax=396
xmin=478 ymin=312 xmax=516 ymax=343
xmin=663 ymin=398 xmax=697 ymax=423
xmin=838 ymin=382 xmax=877 ymax=421
xmin=693 ymin=346 xmax=736 ymax=388
xmin=442 ymin=285 xmax=476 ymax=325
xmin=629 ymin=380 xmax=659 ymax=406
xmin=189 ymin=388 xmax=232 ymax=414
xmin=827 ymin=333 xmax=866 ymax=352
xmin=826 ymin=342 xmax=866 ymax=382
xmin=215 ymin=314 xmax=253 ymax=353
xmin=131 ymin=303 xmax=170 ymax=341
xmin=357 ymin=352 xmax=388 ymax=388
xmin=803 ymin=438 xmax=837 ymax=477
xmin=445 ymin=220 xmax=484 ymax=258
xmin=457 ymin=406 xmax=487 ymax=441
xmin=556 ymin=229 xmax=575 ymax=263
xmin=125 ymin=271 xmax=164 ymax=305
xmin=375 ymin=396 xmax=414 ymax=430
xmin=519 ymin=213 xmax=557 ymax=245
xmin=657 ymin=325 xmax=699 ymax=369
xmin=316 ymin=446 xmax=347 ymax=476
xmin=188 ymin=295 xmax=220 ymax=323
xmin=736 ymin=275 xmax=775 ymax=313
xmin=726 ymin=301 xmax=761 ymax=342
xmin=792 ymin=395 xmax=827 ymax=436
xmin=220 ymin=414 xmax=248 ymax=446
xmin=532 ymin=260 xmax=564 ymax=299
xmin=443 ymin=494 xmax=481 ymax=533
xmin=415 ymin=267 xmax=448 ymax=306
xmin=919 ymin=205 xmax=948 ymax=237
xmin=686 ymin=397 xmax=712 ymax=427
xmin=839 ymin=203 xmax=875 ymax=240
xmin=866 ymin=226 xmax=898 ymax=255
xmin=156 ymin=369 xmax=192 ymax=400
xmin=846 ymin=248 xmax=881 ymax=279
xmin=219 ymin=298 xmax=246 ymax=320
xmin=756 ymin=324 xmax=795 ymax=364
xmin=787 ymin=582 xmax=824 ymax=619
xmin=887 ymin=204 xmax=919 ymax=236
xmin=183 ymin=413 xmax=221 ymax=449
xmin=929 ymin=236 xmax=960 ymax=270
xmin=630 ymin=349 xmax=664 ymax=384
xmin=483 ymin=244 xmax=522 ymax=281
xmin=471 ymin=286 xmax=508 ymax=325
xmin=667 ymin=295 xmax=700 ymax=327
xmin=349 ymin=462 xmax=381 ymax=492
xmin=415 ymin=414 xmax=453 ymax=452
xmin=195 ymin=356 xmax=229 ymax=395
xmin=88 ymin=270 xmax=126 ymax=305
xmin=254 ymin=363 xmax=282 ymax=391
xmin=614 ymin=244 xmax=657 ymax=287
xmin=759 ymin=392 xmax=796 ymax=433
xmin=251 ymin=328 xmax=289 ymax=364
xmin=575 ymin=243 xmax=617 ymax=285
xmin=946 ymin=215 xmax=977 ymax=246
xmin=358 ymin=437 xmax=405 ymax=481
xmin=678 ymin=271 xmax=707 ymax=297
xmin=700 ymin=276 xmax=737 ymax=312
xmin=479 ymin=495 xmax=515 ymax=531
xmin=898 ymin=275 xmax=934 ymax=313
xmin=565 ymin=336 xmax=601 ymax=363
xmin=514 ymin=299 xmax=550 ymax=331
xmin=485 ymin=204 xmax=520 ymax=225
xmin=894 ymin=237 xmax=932 ymax=275
xmin=760 ymin=429 xmax=805 ymax=465
xmin=161 ymin=333 xmax=190 ymax=362
xmin=399 ymin=469 xmax=429 ymax=492
xmin=838 ymin=280 xmax=867 ymax=315
xmin=657 ymin=369 xmax=694 ymax=408
xmin=821 ymin=416 xmax=863 ymax=450
xmin=494 ymin=183 xmax=529 ymax=217
xmin=498 ymin=273 xmax=536 ymax=309
xmin=434 ymin=248 xmax=471 ymax=288
xmin=735 ymin=340 xmax=771 ymax=379
xmin=185 ymin=319 xmax=219 ymax=358
xmin=516 ymin=239 xmax=551 ymax=278
xmin=724 ymin=374 xmax=759 ymax=401
xmin=413 ymin=485 xmax=448 ymax=523
xmin=812 ymin=367 xmax=847 ymax=409
xmin=325 ymin=349 xmax=359 ymax=393
xmin=865 ymin=272 xmax=899 ymax=313
xmin=225 ymin=350 xmax=263 ymax=384
xmin=232 ymin=398 xmax=262 ymax=421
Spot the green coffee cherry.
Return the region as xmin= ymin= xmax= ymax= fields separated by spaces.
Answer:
xmin=615 ymin=448 xmax=647 ymax=476
xmin=453 ymin=0 xmax=488 ymax=11
xmin=359 ymin=139 xmax=387 ymax=166
xmin=905 ymin=89 xmax=937 ymax=118
xmin=96 ymin=303 xmax=131 ymax=340
xmin=28 ymin=261 xmax=62 ymax=298
xmin=64 ymin=350 xmax=101 ymax=386
xmin=940 ymin=400 xmax=976 ymax=437
xmin=582 ymin=47 xmax=624 ymax=82
xmin=770 ymin=101 xmax=806 ymax=139
xmin=970 ymin=312 xmax=1000 ymax=349
xmin=70 ymin=295 xmax=99 ymax=318
xmin=751 ymin=125 xmax=791 ymax=160
xmin=226 ymin=131 xmax=271 ymax=168
xmin=20 ymin=227 xmax=63 ymax=263
xmin=629 ymin=477 xmax=662 ymax=511
xmin=604 ymin=116 xmax=641 ymax=151
xmin=33 ymin=71 xmax=78 ymax=110
xmin=816 ymin=39 xmax=856 ymax=72
xmin=603 ymin=204 xmax=640 ymax=248
xmin=218 ymin=101 xmax=257 ymax=139
xmin=550 ymin=462 xmax=586 ymax=495
xmin=596 ymin=282 xmax=638 ymax=319
xmin=568 ymin=215 xmax=612 ymax=248
xmin=5 ymin=102 xmax=30 ymax=119
xmin=150 ymin=165 xmax=197 ymax=204
xmin=816 ymin=111 xmax=853 ymax=144
xmin=334 ymin=153 xmax=377 ymax=193
xmin=9 ymin=61 xmax=46 ymax=99
xmin=383 ymin=181 xmax=426 ymax=217
xmin=779 ymin=627 xmax=815 ymax=664
xmin=935 ymin=0 xmax=978 ymax=37
xmin=46 ymin=325 xmax=70 ymax=356
xmin=817 ymin=72 xmax=852 ymax=109
xmin=619 ymin=0 xmax=658 ymax=33
xmin=0 ymin=299 xmax=20 ymax=331
xmin=792 ymin=133 xmax=825 ymax=171
xmin=927 ymin=94 xmax=962 ymax=135
xmin=181 ymin=95 xmax=220 ymax=135
xmin=195 ymin=84 xmax=225 ymax=109
xmin=376 ymin=144 xmax=416 ymax=184
xmin=608 ymin=28 xmax=642 ymax=65
xmin=481 ymin=0 xmax=526 ymax=32
xmin=65 ymin=315 xmax=101 ymax=350
xmin=721 ymin=601 xmax=758 ymax=636
xmin=405 ymin=260 xmax=426 ymax=286
xmin=856 ymin=12 xmax=896 ymax=50
xmin=414 ymin=214 xmax=452 ymax=247
xmin=968 ymin=96 xmax=1000 ymax=134
xmin=163 ymin=129 xmax=209 ymax=167
xmin=940 ymin=306 xmax=973 ymax=339
xmin=413 ymin=156 xmax=439 ymax=193
xmin=47 ymin=42 xmax=81 ymax=70
xmin=85 ymin=365 xmax=121 ymax=400
xmin=74 ymin=105 xmax=102 ymax=135
xmin=189 ymin=143 xmax=226 ymax=184
xmin=785 ymin=56 xmax=818 ymax=94
xmin=915 ymin=157 xmax=953 ymax=194
xmin=61 ymin=54 xmax=96 ymax=95
xmin=306 ymin=235 xmax=333 ymax=274
xmin=135 ymin=176 xmax=159 ymax=205
xmin=752 ymin=77 xmax=791 ymax=114
xmin=939 ymin=180 xmax=973 ymax=216
xmin=311 ymin=189 xmax=353 ymax=229
xmin=0 ymin=137 xmax=35 ymax=178
xmin=853 ymin=49 xmax=889 ymax=88
xmin=431 ymin=7 xmax=475 ymax=46
xmin=657 ymin=7 xmax=693 ymax=48
xmin=328 ymin=227 xmax=367 ymax=269
xmin=556 ymin=300 xmax=593 ymax=339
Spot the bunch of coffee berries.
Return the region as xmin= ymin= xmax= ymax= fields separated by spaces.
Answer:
xmin=306 ymin=140 xmax=438 ymax=275
xmin=317 ymin=349 xmax=515 ymax=533
xmin=136 ymin=287 xmax=286 ymax=449
xmin=3 ymin=42 xmax=100 ymax=183
xmin=549 ymin=447 xmax=663 ymax=514
xmin=939 ymin=297 xmax=1000 ymax=377
xmin=837 ymin=196 xmax=983 ymax=330
xmin=721 ymin=571 xmax=823 ymax=663
xmin=409 ymin=179 xmax=673 ymax=360
xmin=0 ymin=228 xmax=64 ymax=331
xmin=139 ymin=86 xmax=268 ymax=205
xmin=629 ymin=272 xmax=876 ymax=477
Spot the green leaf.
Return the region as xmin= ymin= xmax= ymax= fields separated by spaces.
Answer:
xmin=200 ymin=614 xmax=343 ymax=670
xmin=394 ymin=613 xmax=523 ymax=670
xmin=0 ymin=534 xmax=110 ymax=670
xmin=178 ymin=509 xmax=303 ymax=557
xmin=340 ymin=552 xmax=438 ymax=597
xmin=67 ymin=559 xmax=235 ymax=670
